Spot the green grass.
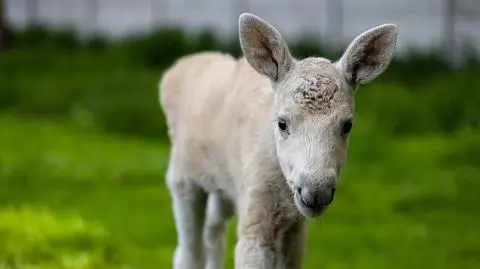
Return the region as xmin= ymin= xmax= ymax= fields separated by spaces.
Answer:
xmin=0 ymin=114 xmax=479 ymax=269
xmin=1 ymin=26 xmax=479 ymax=269
xmin=0 ymin=115 xmax=174 ymax=268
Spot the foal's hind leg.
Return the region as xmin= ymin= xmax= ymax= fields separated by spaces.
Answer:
xmin=167 ymin=166 xmax=208 ymax=269
xmin=203 ymin=192 xmax=234 ymax=269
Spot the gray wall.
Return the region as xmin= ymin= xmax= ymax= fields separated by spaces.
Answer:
xmin=6 ymin=0 xmax=480 ymax=56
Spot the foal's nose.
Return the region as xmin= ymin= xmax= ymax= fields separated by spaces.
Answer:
xmin=297 ymin=187 xmax=336 ymax=209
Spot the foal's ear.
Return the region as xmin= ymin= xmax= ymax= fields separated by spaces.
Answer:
xmin=238 ymin=13 xmax=294 ymax=83
xmin=337 ymin=24 xmax=398 ymax=86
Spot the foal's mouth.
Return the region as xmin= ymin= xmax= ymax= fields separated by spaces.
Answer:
xmin=286 ymin=178 xmax=331 ymax=218
xmin=293 ymin=192 xmax=329 ymax=218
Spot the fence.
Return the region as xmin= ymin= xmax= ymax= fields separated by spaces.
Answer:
xmin=5 ymin=0 xmax=480 ymax=66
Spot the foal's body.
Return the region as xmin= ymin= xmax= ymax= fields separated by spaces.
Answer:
xmin=161 ymin=52 xmax=299 ymax=268
xmin=160 ymin=13 xmax=398 ymax=269
xmin=162 ymin=52 xmax=274 ymax=198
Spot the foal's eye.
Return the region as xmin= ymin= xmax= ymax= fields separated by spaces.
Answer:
xmin=341 ymin=119 xmax=353 ymax=136
xmin=278 ymin=119 xmax=288 ymax=132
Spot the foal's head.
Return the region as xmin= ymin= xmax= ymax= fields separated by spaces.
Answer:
xmin=239 ymin=13 xmax=398 ymax=217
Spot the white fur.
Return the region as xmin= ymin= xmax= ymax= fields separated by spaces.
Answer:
xmin=159 ymin=13 xmax=398 ymax=269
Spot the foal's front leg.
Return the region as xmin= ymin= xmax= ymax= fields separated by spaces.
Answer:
xmin=235 ymin=221 xmax=306 ymax=269
xmin=234 ymin=194 xmax=286 ymax=269
xmin=282 ymin=221 xmax=307 ymax=269
xmin=167 ymin=169 xmax=208 ymax=269
xmin=235 ymin=231 xmax=278 ymax=269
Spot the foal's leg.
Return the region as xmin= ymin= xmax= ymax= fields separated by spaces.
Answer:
xmin=234 ymin=192 xmax=283 ymax=269
xmin=167 ymin=168 xmax=208 ymax=269
xmin=282 ymin=221 xmax=307 ymax=269
xmin=203 ymin=192 xmax=234 ymax=269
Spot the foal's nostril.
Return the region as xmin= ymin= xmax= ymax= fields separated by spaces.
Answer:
xmin=298 ymin=187 xmax=336 ymax=209
xmin=325 ymin=188 xmax=336 ymax=205
xmin=298 ymin=187 xmax=316 ymax=208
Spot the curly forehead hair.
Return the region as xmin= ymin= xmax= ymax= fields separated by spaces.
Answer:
xmin=291 ymin=61 xmax=339 ymax=113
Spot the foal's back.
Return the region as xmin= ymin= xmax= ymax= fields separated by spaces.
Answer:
xmin=159 ymin=51 xmax=273 ymax=199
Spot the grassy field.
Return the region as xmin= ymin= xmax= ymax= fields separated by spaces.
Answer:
xmin=1 ymin=27 xmax=479 ymax=268
xmin=1 ymin=114 xmax=479 ymax=269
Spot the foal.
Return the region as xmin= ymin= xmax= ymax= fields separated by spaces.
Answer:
xmin=159 ymin=13 xmax=398 ymax=269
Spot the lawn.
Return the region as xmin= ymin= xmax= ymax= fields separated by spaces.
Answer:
xmin=0 ymin=114 xmax=478 ymax=269
xmin=1 ymin=26 xmax=479 ymax=268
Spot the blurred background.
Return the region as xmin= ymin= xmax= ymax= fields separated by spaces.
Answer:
xmin=0 ymin=0 xmax=479 ymax=268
